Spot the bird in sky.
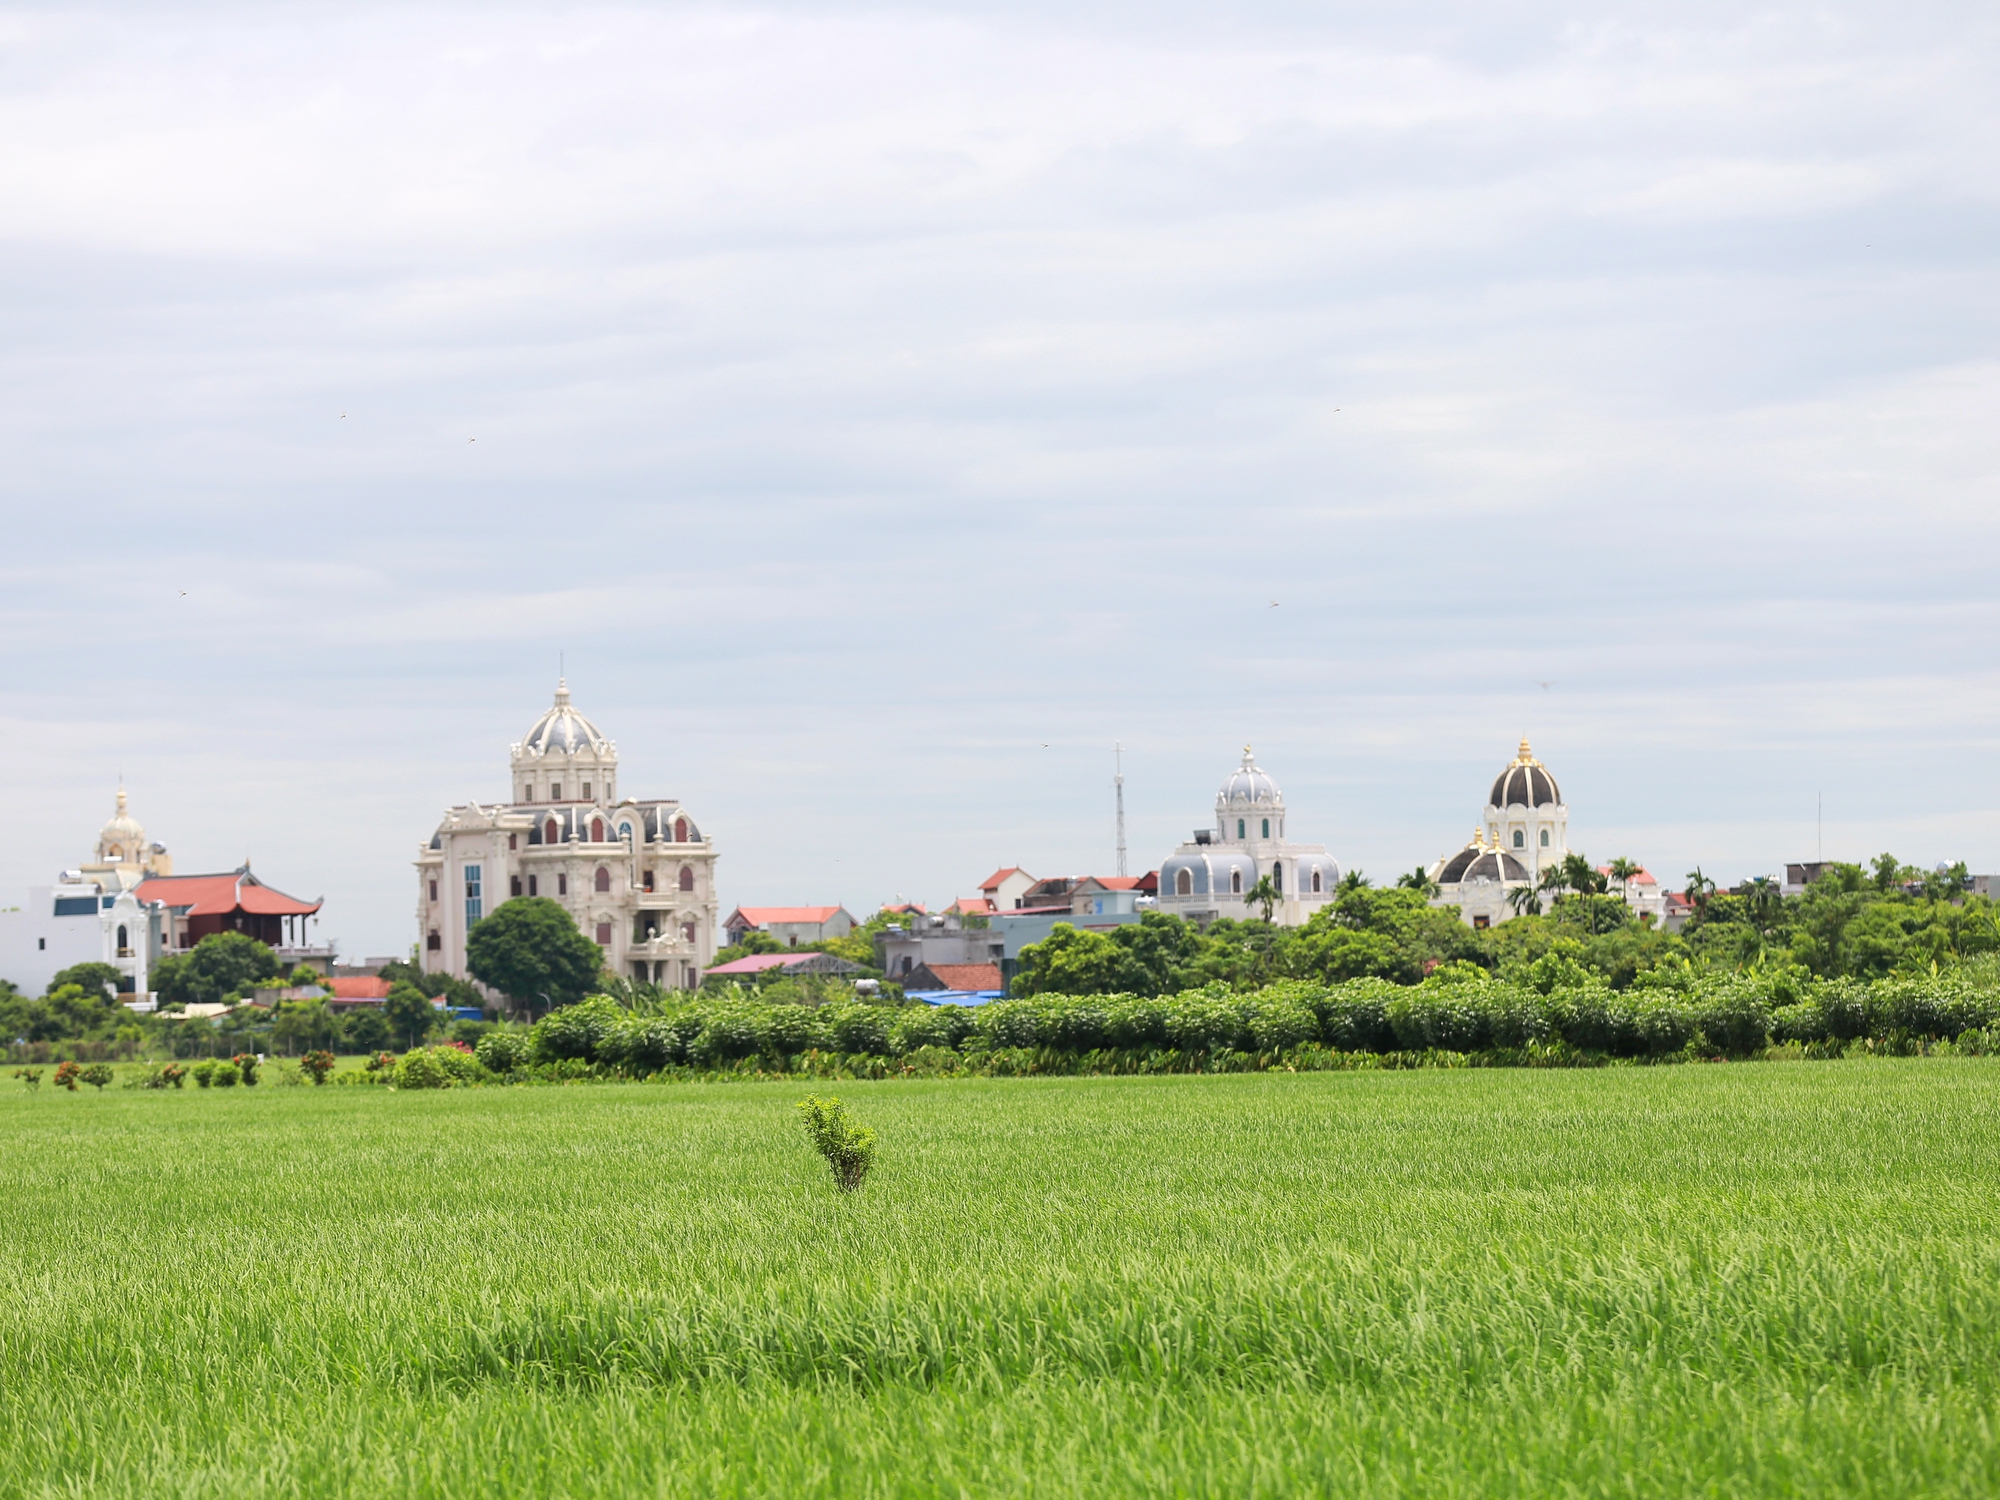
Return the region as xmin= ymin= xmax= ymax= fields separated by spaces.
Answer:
xmin=1537 ymin=680 xmax=1554 ymax=690
xmin=1269 ymin=600 xmax=1280 ymax=608
xmin=179 ymin=590 xmax=187 ymax=597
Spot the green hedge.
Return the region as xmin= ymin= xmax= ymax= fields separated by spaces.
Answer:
xmin=468 ymin=970 xmax=2000 ymax=1079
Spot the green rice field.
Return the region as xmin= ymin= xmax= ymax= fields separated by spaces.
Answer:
xmin=3 ymin=1062 xmax=1999 ymax=1498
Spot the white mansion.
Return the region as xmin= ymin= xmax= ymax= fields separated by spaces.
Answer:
xmin=1156 ymin=747 xmax=1344 ymax=926
xmin=1427 ymin=739 xmax=1665 ymax=928
xmin=416 ymin=682 xmax=718 ymax=990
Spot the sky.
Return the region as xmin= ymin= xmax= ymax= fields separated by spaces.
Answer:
xmin=2 ymin=1 xmax=1997 ymax=959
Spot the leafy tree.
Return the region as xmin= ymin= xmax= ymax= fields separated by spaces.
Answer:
xmin=1604 ymin=858 xmax=1641 ymax=899
xmin=153 ymin=934 xmax=279 ymax=1009
xmin=342 ymin=1008 xmax=391 ymax=1053
xmin=1337 ymin=870 xmax=1370 ymax=895
xmin=78 ymin=1063 xmax=114 ymax=1091
xmin=375 ymin=960 xmax=486 ymax=1010
xmin=1013 ymin=924 xmax=1127 ymax=997
xmin=707 ymin=930 xmax=785 ymax=968
xmin=464 ymin=897 xmax=601 ymax=1013
xmin=1395 ymin=867 xmax=1441 ymax=899
xmin=384 ymin=984 xmax=441 ymax=1050
xmin=271 ymin=999 xmax=339 ymax=1055
xmin=47 ymin=962 xmax=122 ymax=1000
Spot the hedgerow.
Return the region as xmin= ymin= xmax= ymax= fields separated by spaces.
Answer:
xmin=434 ymin=965 xmax=2000 ymax=1083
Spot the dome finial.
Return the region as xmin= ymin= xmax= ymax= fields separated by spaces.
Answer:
xmin=554 ymin=677 xmax=571 ymax=706
xmin=1516 ymin=737 xmax=1535 ymax=764
xmin=116 ymin=783 xmax=127 ymax=815
xmin=1242 ymin=744 xmax=1255 ymax=767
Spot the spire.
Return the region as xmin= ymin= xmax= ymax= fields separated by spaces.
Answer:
xmin=554 ymin=677 xmax=571 ymax=707
xmin=116 ymin=784 xmax=128 ymax=816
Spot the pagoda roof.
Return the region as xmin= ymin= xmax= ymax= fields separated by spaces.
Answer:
xmin=134 ymin=868 xmax=322 ymax=918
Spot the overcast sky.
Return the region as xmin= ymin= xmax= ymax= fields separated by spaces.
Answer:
xmin=2 ymin=1 xmax=1996 ymax=957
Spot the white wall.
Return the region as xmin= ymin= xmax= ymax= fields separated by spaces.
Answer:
xmin=0 ymin=888 xmax=108 ymax=997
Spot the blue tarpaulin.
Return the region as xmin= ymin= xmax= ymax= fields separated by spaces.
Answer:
xmin=907 ymin=990 xmax=1007 ymax=1007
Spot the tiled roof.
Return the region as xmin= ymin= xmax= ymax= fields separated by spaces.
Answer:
xmin=134 ymin=869 xmax=321 ymax=917
xmin=919 ymin=963 xmax=1002 ymax=992
xmin=727 ymin=906 xmax=845 ymax=926
xmin=977 ymin=867 xmax=1027 ymax=890
xmin=945 ymin=897 xmax=996 ymax=915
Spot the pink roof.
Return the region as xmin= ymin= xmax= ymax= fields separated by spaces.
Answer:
xmin=978 ymin=867 xmax=1027 ymax=891
xmin=1089 ymin=876 xmax=1143 ymax=891
xmin=326 ymin=976 xmax=391 ymax=1000
xmin=705 ymin=952 xmax=825 ymax=975
xmin=135 ymin=870 xmax=321 ymax=918
xmin=946 ymin=897 xmax=996 ymax=915
xmin=727 ymin=906 xmax=844 ymax=925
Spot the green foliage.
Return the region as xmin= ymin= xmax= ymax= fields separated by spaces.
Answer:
xmin=796 ymin=1094 xmax=877 ymax=1192
xmin=46 ymin=962 xmax=122 ymax=1000
xmin=384 ymin=984 xmax=441 ymax=1049
xmin=465 ymin=897 xmax=602 ymax=1011
xmin=211 ymin=1061 xmax=241 ymax=1088
xmin=392 ymin=1044 xmax=486 ymax=1090
xmin=299 ymin=1051 xmax=335 ymax=1085
xmin=141 ymin=1063 xmax=186 ymax=1089
xmin=342 ymin=1008 xmax=391 ymax=1053
xmin=376 ymin=961 xmax=487 ymax=1011
xmin=77 ymin=1063 xmax=114 ymax=1091
xmin=231 ymin=1054 xmax=259 ymax=1087
xmin=12 ymin=1067 xmax=41 ymax=1091
xmin=153 ymin=933 xmax=280 ymax=1009
xmin=474 ymin=1030 xmax=533 ymax=1075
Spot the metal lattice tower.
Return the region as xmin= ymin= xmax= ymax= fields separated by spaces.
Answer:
xmin=1115 ymin=742 xmax=1127 ymax=878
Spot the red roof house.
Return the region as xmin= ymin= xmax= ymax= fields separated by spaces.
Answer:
xmin=134 ymin=866 xmax=322 ymax=950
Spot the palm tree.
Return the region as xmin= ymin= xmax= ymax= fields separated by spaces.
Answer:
xmin=1337 ymin=870 xmax=1369 ymax=895
xmin=1606 ymin=857 xmax=1641 ymax=900
xmin=1396 ymin=867 xmax=1440 ymax=899
xmin=1684 ymin=867 xmax=1716 ymax=911
xmin=1244 ymin=874 xmax=1281 ymax=924
xmin=1744 ymin=874 xmax=1782 ymax=928
xmin=1506 ymin=884 xmax=1543 ymax=918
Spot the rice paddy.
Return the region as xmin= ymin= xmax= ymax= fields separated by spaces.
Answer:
xmin=3 ymin=1061 xmax=1998 ymax=1497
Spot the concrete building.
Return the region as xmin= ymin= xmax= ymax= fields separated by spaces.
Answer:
xmin=723 ymin=906 xmax=856 ymax=948
xmin=876 ymin=912 xmax=1005 ymax=981
xmin=1156 ymin=747 xmax=1343 ymax=926
xmin=416 ymin=680 xmax=718 ymax=991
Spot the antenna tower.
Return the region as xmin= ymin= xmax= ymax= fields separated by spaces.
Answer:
xmin=1115 ymin=742 xmax=1127 ymax=878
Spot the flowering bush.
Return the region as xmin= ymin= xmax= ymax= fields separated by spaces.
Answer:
xmin=53 ymin=1061 xmax=81 ymax=1092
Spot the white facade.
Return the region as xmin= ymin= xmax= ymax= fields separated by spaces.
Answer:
xmin=1156 ymin=747 xmax=1342 ymax=926
xmin=0 ymin=789 xmax=176 ymax=998
xmin=415 ymin=681 xmax=719 ymax=992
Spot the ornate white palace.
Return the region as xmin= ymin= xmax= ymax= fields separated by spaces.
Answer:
xmin=1427 ymin=738 xmax=1665 ymax=929
xmin=416 ymin=682 xmax=717 ymax=990
xmin=1156 ymin=747 xmax=1343 ymax=926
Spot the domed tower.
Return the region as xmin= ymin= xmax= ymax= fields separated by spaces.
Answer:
xmin=1482 ymin=738 xmax=1567 ymax=882
xmin=1216 ymin=745 xmax=1284 ymax=844
xmin=510 ymin=680 xmax=617 ymax=805
xmin=1158 ymin=745 xmax=1341 ymax=924
xmin=82 ymin=786 xmax=171 ymax=890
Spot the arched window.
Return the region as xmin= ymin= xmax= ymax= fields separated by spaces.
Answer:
xmin=674 ymin=817 xmax=688 ymax=842
xmin=426 ymin=930 xmax=441 ymax=951
xmin=1237 ymin=818 xmax=1245 ymax=839
xmin=591 ymin=817 xmax=604 ymax=842
xmin=643 ymin=870 xmax=655 ymax=892
xmin=682 ymin=922 xmax=696 ymax=943
xmin=1312 ymin=867 xmax=1323 ymax=894
xmin=1231 ymin=868 xmax=1243 ymax=895
xmin=1176 ymin=868 xmax=1192 ymax=896
xmin=618 ymin=823 xmax=632 ymax=844
xmin=1540 ymin=829 xmax=1550 ymax=847
xmin=1513 ymin=830 xmax=1525 ymax=848
xmin=594 ymin=866 xmax=611 ymax=893
xmin=1273 ymin=863 xmax=1283 ymax=891
xmin=557 ymin=873 xmax=568 ymax=897
xmin=1261 ymin=818 xmax=1270 ymax=838
xmin=545 ymin=818 xmax=560 ymax=844
xmin=594 ymin=921 xmax=611 ymax=945
xmin=116 ymin=924 xmax=128 ymax=949
xmin=679 ymin=865 xmax=695 ymax=892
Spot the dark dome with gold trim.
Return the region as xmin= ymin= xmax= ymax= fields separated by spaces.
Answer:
xmin=1488 ymin=738 xmax=1560 ymax=809
xmin=1438 ymin=830 xmax=1529 ymax=884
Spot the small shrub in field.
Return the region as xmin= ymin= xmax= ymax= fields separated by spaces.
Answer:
xmin=395 ymin=1048 xmax=448 ymax=1089
xmin=143 ymin=1063 xmax=187 ymax=1090
xmin=191 ymin=1061 xmax=216 ymax=1088
xmin=13 ymin=1067 xmax=42 ymax=1091
xmin=300 ymin=1050 xmax=336 ymax=1085
xmin=797 ymin=1094 xmax=877 ymax=1192
xmin=211 ymin=1061 xmax=242 ymax=1088
xmin=232 ymin=1054 xmax=260 ymax=1087
xmin=53 ymin=1061 xmax=81 ymax=1092
xmin=78 ymin=1063 xmax=114 ymax=1091
xmin=474 ymin=1030 xmax=532 ymax=1075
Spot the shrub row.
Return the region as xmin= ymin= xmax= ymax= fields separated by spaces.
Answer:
xmin=465 ymin=971 xmax=2000 ymax=1078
